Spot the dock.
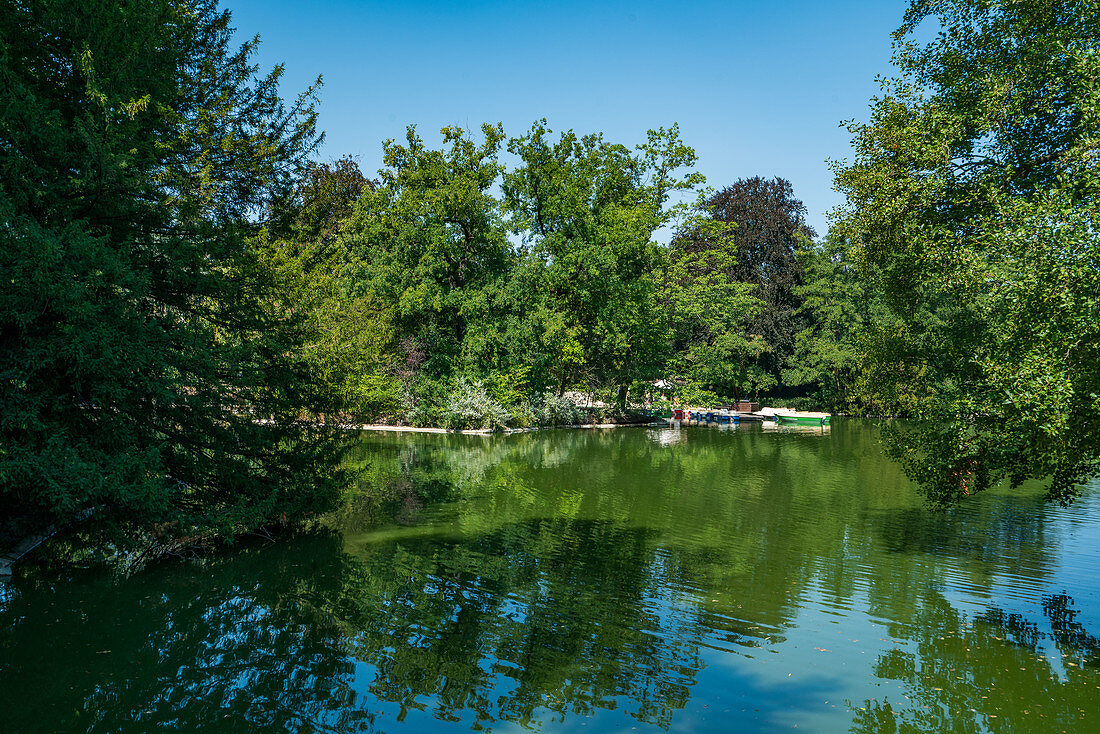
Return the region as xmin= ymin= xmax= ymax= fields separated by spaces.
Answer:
xmin=665 ymin=405 xmax=832 ymax=427
xmin=0 ymin=507 xmax=96 ymax=579
xmin=0 ymin=530 xmax=56 ymax=578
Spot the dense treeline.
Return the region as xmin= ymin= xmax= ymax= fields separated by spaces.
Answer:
xmin=2 ymin=0 xmax=1097 ymax=548
xmin=260 ymin=125 xmax=876 ymax=431
xmin=0 ymin=0 xmax=871 ymax=545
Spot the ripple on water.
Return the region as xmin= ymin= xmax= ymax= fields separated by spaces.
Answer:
xmin=2 ymin=423 xmax=1099 ymax=734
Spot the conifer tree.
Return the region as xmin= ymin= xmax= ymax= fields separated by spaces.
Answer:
xmin=0 ymin=0 xmax=339 ymax=540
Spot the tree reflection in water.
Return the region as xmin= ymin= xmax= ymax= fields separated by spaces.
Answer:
xmin=0 ymin=520 xmax=710 ymax=733
xmin=1 ymin=423 xmax=1097 ymax=733
xmin=333 ymin=520 xmax=701 ymax=730
xmin=0 ymin=535 xmax=374 ymax=733
xmin=850 ymin=592 xmax=1100 ymax=733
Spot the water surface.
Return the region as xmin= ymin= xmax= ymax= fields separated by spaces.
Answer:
xmin=2 ymin=421 xmax=1098 ymax=732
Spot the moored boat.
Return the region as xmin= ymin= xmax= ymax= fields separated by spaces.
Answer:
xmin=775 ymin=411 xmax=831 ymax=426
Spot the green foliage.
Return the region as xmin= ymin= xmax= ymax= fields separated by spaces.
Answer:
xmin=408 ymin=375 xmax=586 ymax=431
xmin=784 ymin=233 xmax=889 ymax=412
xmin=0 ymin=0 xmax=340 ymax=540
xmin=257 ymin=158 xmax=397 ymax=420
xmin=290 ymin=121 xmax=842 ymax=420
xmin=672 ymin=177 xmax=817 ymax=393
xmin=267 ymin=156 xmax=370 ymax=248
xmin=401 ymin=376 xmax=449 ymax=428
xmin=502 ymin=121 xmax=702 ymax=403
xmin=324 ymin=120 xmax=713 ymax=417
xmin=533 ymin=392 xmax=584 ymax=426
xmin=441 ymin=378 xmax=512 ymax=431
xmin=833 ymin=0 xmax=1100 ymax=504
xmin=675 ymin=382 xmax=723 ymax=409
xmin=483 ymin=366 xmax=532 ymax=409
xmin=662 ymin=219 xmax=770 ymax=400
xmin=343 ymin=124 xmax=510 ymax=378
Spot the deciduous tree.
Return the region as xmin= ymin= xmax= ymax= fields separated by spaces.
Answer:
xmin=503 ymin=121 xmax=701 ymax=404
xmin=342 ymin=125 xmax=510 ymax=383
xmin=833 ymin=0 xmax=1100 ymax=505
xmin=663 ymin=222 xmax=766 ymax=402
xmin=675 ymin=177 xmax=816 ymax=386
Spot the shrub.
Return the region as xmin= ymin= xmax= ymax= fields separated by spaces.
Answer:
xmin=348 ymin=373 xmax=402 ymax=421
xmin=535 ymin=392 xmax=582 ymax=426
xmin=509 ymin=401 xmax=537 ymax=428
xmin=442 ymin=378 xmax=512 ymax=431
xmin=677 ymin=381 xmax=722 ymax=408
xmin=404 ymin=378 xmax=448 ymax=427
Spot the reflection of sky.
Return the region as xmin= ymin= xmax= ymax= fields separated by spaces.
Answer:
xmin=938 ymin=482 xmax=1100 ymax=659
xmin=342 ymin=565 xmax=856 ymax=733
xmin=333 ymin=484 xmax=1100 ymax=731
xmin=333 ymin=434 xmax=1100 ymax=732
xmin=3 ymin=432 xmax=1100 ymax=733
xmin=1049 ymin=484 xmax=1100 ymax=631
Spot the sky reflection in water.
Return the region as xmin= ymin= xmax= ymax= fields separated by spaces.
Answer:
xmin=1 ymin=421 xmax=1098 ymax=733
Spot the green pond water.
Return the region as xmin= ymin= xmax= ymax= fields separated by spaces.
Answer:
xmin=1 ymin=420 xmax=1099 ymax=733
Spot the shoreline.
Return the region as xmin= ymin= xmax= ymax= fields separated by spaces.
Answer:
xmin=341 ymin=420 xmax=667 ymax=436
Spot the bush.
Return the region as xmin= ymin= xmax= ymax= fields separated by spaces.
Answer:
xmin=676 ymin=381 xmax=722 ymax=408
xmin=509 ymin=401 xmax=537 ymax=428
xmin=348 ymin=373 xmax=402 ymax=421
xmin=534 ymin=392 xmax=582 ymax=426
xmin=403 ymin=378 xmax=448 ymax=427
xmin=442 ymin=378 xmax=512 ymax=431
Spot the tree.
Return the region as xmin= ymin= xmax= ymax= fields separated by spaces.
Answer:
xmin=662 ymin=223 xmax=766 ymax=402
xmin=332 ymin=121 xmax=704 ymax=421
xmin=258 ymin=158 xmax=396 ymax=420
xmin=0 ymin=0 xmax=338 ymax=541
xmin=502 ymin=121 xmax=701 ymax=405
xmin=342 ymin=125 xmax=510 ymax=383
xmin=675 ymin=177 xmax=816 ymax=387
xmin=833 ymin=0 xmax=1100 ymax=505
xmin=784 ymin=232 xmax=888 ymax=411
xmin=267 ymin=155 xmax=372 ymax=249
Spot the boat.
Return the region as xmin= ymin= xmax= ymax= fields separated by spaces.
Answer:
xmin=775 ymin=411 xmax=831 ymax=426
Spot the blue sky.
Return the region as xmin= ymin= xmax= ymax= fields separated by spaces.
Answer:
xmin=227 ymin=0 xmax=909 ymax=236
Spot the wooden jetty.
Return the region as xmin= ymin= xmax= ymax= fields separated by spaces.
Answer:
xmin=0 ymin=508 xmax=96 ymax=578
xmin=1 ymin=527 xmax=58 ymax=578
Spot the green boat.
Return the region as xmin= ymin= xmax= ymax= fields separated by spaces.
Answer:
xmin=775 ymin=412 xmax=831 ymax=426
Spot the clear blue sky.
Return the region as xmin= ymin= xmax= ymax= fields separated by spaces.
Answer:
xmin=226 ymin=0 xmax=909 ymax=237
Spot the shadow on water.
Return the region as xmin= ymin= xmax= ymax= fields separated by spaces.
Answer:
xmin=0 ymin=519 xmax=828 ymax=733
xmin=1 ymin=421 xmax=1097 ymax=733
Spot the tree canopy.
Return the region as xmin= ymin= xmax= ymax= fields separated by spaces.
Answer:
xmin=0 ymin=0 xmax=340 ymax=541
xmin=833 ymin=0 xmax=1100 ymax=505
xmin=667 ymin=177 xmax=818 ymax=400
xmin=9 ymin=0 xmax=1092 ymax=557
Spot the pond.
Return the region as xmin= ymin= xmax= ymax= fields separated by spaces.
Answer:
xmin=1 ymin=421 xmax=1098 ymax=733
